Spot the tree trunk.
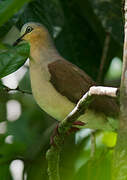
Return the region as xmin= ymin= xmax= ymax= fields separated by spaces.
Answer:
xmin=112 ymin=1 xmax=127 ymax=179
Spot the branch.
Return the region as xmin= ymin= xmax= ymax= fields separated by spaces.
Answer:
xmin=46 ymin=86 xmax=118 ymax=180
xmin=120 ymin=0 xmax=127 ymax=128
xmin=2 ymin=85 xmax=32 ymax=95
xmin=97 ymin=32 xmax=111 ymax=83
xmin=90 ymin=131 xmax=96 ymax=158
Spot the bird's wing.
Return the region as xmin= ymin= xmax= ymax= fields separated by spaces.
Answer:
xmin=48 ymin=59 xmax=95 ymax=103
xmin=48 ymin=59 xmax=119 ymax=117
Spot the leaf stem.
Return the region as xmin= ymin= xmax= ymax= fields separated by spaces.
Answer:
xmin=2 ymin=85 xmax=32 ymax=95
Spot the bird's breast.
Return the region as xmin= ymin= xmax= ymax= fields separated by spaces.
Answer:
xmin=29 ymin=61 xmax=75 ymax=121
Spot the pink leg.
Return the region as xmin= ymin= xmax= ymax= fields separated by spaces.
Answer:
xmin=73 ymin=121 xmax=86 ymax=126
xmin=50 ymin=121 xmax=86 ymax=145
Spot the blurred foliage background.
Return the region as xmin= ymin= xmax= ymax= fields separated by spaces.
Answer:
xmin=0 ymin=0 xmax=123 ymax=179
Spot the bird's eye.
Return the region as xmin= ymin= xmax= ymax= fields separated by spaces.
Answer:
xmin=26 ymin=26 xmax=33 ymax=33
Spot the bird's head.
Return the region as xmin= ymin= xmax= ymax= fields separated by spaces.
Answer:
xmin=13 ymin=22 xmax=52 ymax=47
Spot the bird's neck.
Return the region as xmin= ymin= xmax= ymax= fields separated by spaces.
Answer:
xmin=30 ymin=38 xmax=61 ymax=64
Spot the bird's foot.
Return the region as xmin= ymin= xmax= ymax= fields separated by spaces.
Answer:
xmin=73 ymin=121 xmax=86 ymax=126
xmin=50 ymin=124 xmax=59 ymax=146
xmin=50 ymin=121 xmax=86 ymax=146
xmin=67 ymin=121 xmax=86 ymax=134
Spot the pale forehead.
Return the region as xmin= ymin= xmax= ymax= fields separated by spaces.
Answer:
xmin=20 ymin=22 xmax=42 ymax=35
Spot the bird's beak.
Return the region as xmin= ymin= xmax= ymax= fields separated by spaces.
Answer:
xmin=13 ymin=33 xmax=26 ymax=46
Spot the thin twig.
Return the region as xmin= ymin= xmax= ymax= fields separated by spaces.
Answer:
xmin=90 ymin=131 xmax=96 ymax=158
xmin=15 ymin=86 xmax=32 ymax=95
xmin=2 ymin=85 xmax=32 ymax=95
xmin=46 ymin=86 xmax=118 ymax=180
xmin=97 ymin=32 xmax=111 ymax=83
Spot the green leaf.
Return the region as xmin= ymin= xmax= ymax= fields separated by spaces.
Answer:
xmin=0 ymin=0 xmax=31 ymax=27
xmin=0 ymin=163 xmax=12 ymax=180
xmin=19 ymin=70 xmax=32 ymax=92
xmin=0 ymin=42 xmax=8 ymax=52
xmin=0 ymin=43 xmax=30 ymax=79
xmin=102 ymin=132 xmax=117 ymax=148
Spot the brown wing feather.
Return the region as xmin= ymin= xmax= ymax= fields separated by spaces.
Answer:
xmin=48 ymin=59 xmax=119 ymax=116
xmin=48 ymin=59 xmax=95 ymax=103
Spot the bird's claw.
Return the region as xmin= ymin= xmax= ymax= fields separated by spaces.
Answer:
xmin=50 ymin=121 xmax=86 ymax=146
